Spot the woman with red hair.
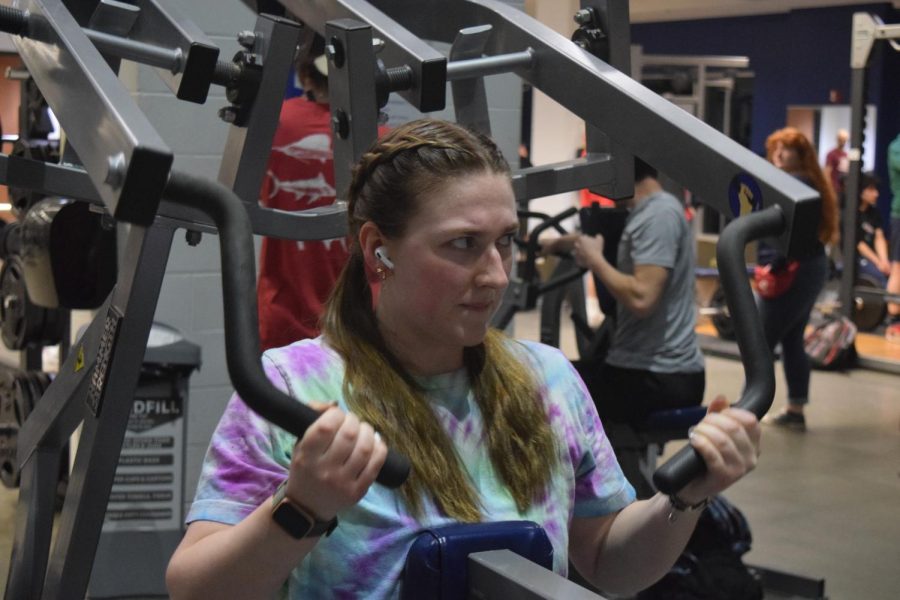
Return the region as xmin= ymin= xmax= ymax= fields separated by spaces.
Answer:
xmin=759 ymin=127 xmax=840 ymax=431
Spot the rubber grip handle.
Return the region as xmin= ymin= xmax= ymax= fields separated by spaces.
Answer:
xmin=653 ymin=206 xmax=785 ymax=494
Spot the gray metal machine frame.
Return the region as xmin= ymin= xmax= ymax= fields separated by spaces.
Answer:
xmin=2 ymin=1 xmax=820 ymax=599
xmin=841 ymin=13 xmax=900 ymax=334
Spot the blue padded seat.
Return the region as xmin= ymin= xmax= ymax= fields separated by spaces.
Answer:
xmin=401 ymin=520 xmax=553 ymax=600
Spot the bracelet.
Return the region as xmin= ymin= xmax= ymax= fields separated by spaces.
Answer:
xmin=667 ymin=493 xmax=710 ymax=523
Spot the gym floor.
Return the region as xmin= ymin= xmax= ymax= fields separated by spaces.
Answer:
xmin=0 ymin=311 xmax=898 ymax=599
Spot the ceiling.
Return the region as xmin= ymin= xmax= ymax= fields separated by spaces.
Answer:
xmin=629 ymin=0 xmax=900 ymax=23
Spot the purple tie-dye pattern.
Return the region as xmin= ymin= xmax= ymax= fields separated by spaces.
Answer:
xmin=445 ymin=415 xmax=460 ymax=437
xmin=186 ymin=336 xmax=635 ymax=599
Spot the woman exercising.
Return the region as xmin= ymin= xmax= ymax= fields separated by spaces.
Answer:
xmin=166 ymin=119 xmax=760 ymax=599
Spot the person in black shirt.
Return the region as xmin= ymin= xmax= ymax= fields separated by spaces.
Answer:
xmin=856 ymin=172 xmax=890 ymax=288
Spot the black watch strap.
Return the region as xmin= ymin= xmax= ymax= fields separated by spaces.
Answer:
xmin=667 ymin=493 xmax=710 ymax=524
xmin=271 ymin=480 xmax=338 ymax=539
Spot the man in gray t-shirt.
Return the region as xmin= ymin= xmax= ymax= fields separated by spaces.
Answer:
xmin=549 ymin=160 xmax=705 ymax=424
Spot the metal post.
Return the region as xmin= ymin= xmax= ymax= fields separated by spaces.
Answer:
xmin=840 ymin=66 xmax=867 ymax=318
xmin=583 ymin=0 xmax=633 ymax=200
xmin=325 ymin=18 xmax=380 ymax=202
xmin=40 ymin=225 xmax=175 ymax=600
xmin=449 ymin=25 xmax=495 ymax=135
xmin=468 ymin=550 xmax=608 ymax=599
xmin=3 ymin=448 xmax=60 ymax=600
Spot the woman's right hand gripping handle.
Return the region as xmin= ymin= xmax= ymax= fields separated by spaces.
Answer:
xmin=284 ymin=404 xmax=388 ymax=521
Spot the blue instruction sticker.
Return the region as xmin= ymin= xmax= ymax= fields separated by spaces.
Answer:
xmin=728 ymin=173 xmax=763 ymax=217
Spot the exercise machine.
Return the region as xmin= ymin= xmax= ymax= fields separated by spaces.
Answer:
xmin=0 ymin=1 xmax=822 ymax=598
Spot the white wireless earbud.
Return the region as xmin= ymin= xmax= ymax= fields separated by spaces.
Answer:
xmin=374 ymin=246 xmax=395 ymax=270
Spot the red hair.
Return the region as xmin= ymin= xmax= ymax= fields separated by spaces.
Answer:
xmin=765 ymin=127 xmax=839 ymax=245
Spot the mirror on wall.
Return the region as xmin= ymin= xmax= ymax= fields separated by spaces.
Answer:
xmin=786 ymin=104 xmax=878 ymax=172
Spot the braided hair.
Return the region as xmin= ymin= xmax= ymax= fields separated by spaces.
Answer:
xmin=321 ymin=119 xmax=558 ymax=520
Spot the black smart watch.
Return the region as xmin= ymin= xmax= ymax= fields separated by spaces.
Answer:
xmin=271 ymin=480 xmax=338 ymax=539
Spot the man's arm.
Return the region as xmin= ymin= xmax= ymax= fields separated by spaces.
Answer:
xmin=858 ymin=237 xmax=891 ymax=275
xmin=574 ymin=234 xmax=669 ymax=318
xmin=875 ymin=228 xmax=891 ymax=273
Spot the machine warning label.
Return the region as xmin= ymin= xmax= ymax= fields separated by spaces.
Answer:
xmin=106 ymin=509 xmax=173 ymax=521
xmin=121 ymin=436 xmax=174 ymax=450
xmin=113 ymin=472 xmax=173 ymax=485
xmin=118 ymin=454 xmax=173 ymax=467
xmin=108 ymin=490 xmax=173 ymax=503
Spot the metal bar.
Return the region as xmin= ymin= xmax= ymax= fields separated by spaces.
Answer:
xmin=449 ymin=25 xmax=493 ymax=135
xmin=326 ymin=18 xmax=380 ymax=202
xmin=511 ymin=155 xmax=615 ymax=202
xmin=217 ymin=14 xmax=299 ymax=205
xmin=375 ymin=0 xmax=818 ymax=257
xmin=11 ymin=0 xmax=172 ymax=226
xmin=0 ymin=154 xmax=101 ymax=202
xmin=751 ymin=565 xmax=826 ymax=599
xmin=468 ymin=550 xmax=607 ymax=599
xmin=16 ymin=300 xmax=107 ymax=460
xmin=3 ymin=449 xmax=60 ymax=600
xmin=279 ymin=0 xmax=448 ymax=111
xmin=125 ymin=0 xmax=220 ymax=103
xmin=583 ymin=0 xmax=633 ymax=200
xmin=84 ymin=27 xmax=183 ymax=72
xmin=840 ymin=66 xmax=867 ymax=319
xmin=853 ymin=287 xmax=900 ymax=303
xmin=639 ymin=54 xmax=750 ymax=69
xmin=446 ymin=49 xmax=533 ymax=80
xmin=41 ymin=225 xmax=175 ymax=600
xmin=0 ymin=154 xmax=266 ymax=237
xmin=874 ymin=23 xmax=900 ymax=38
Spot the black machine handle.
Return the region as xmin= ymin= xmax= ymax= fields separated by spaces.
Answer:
xmin=652 ymin=206 xmax=785 ymax=494
xmin=164 ymin=170 xmax=410 ymax=488
xmin=519 ymin=206 xmax=579 ymax=281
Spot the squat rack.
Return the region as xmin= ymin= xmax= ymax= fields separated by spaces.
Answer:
xmin=1 ymin=1 xmax=821 ymax=599
xmin=841 ymin=12 xmax=900 ymax=366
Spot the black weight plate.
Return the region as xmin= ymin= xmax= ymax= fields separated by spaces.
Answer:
xmin=0 ymin=424 xmax=20 ymax=488
xmin=33 ymin=370 xmax=52 ymax=395
xmin=0 ymin=256 xmax=64 ymax=349
xmin=13 ymin=372 xmax=33 ymax=426
xmin=0 ymin=370 xmax=17 ymax=425
xmin=852 ymin=276 xmax=887 ymax=332
xmin=23 ymin=370 xmax=44 ymax=422
xmin=0 ymin=258 xmax=28 ymax=350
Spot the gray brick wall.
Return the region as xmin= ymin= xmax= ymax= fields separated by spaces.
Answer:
xmin=119 ymin=0 xmax=255 ymax=515
xmin=121 ymin=0 xmax=526 ymax=516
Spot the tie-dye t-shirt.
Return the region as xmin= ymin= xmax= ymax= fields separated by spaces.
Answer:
xmin=187 ymin=336 xmax=635 ymax=599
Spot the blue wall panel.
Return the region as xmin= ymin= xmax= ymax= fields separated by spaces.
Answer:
xmin=632 ymin=3 xmax=900 ymax=218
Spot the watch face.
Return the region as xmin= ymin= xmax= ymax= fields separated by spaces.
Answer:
xmin=273 ymin=500 xmax=313 ymax=539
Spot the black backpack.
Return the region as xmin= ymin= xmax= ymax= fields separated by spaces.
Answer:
xmin=637 ymin=496 xmax=763 ymax=600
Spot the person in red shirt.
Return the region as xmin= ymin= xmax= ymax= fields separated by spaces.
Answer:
xmin=256 ymin=37 xmax=350 ymax=351
xmin=257 ymin=36 xmax=389 ymax=350
xmin=823 ymin=128 xmax=849 ymax=200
